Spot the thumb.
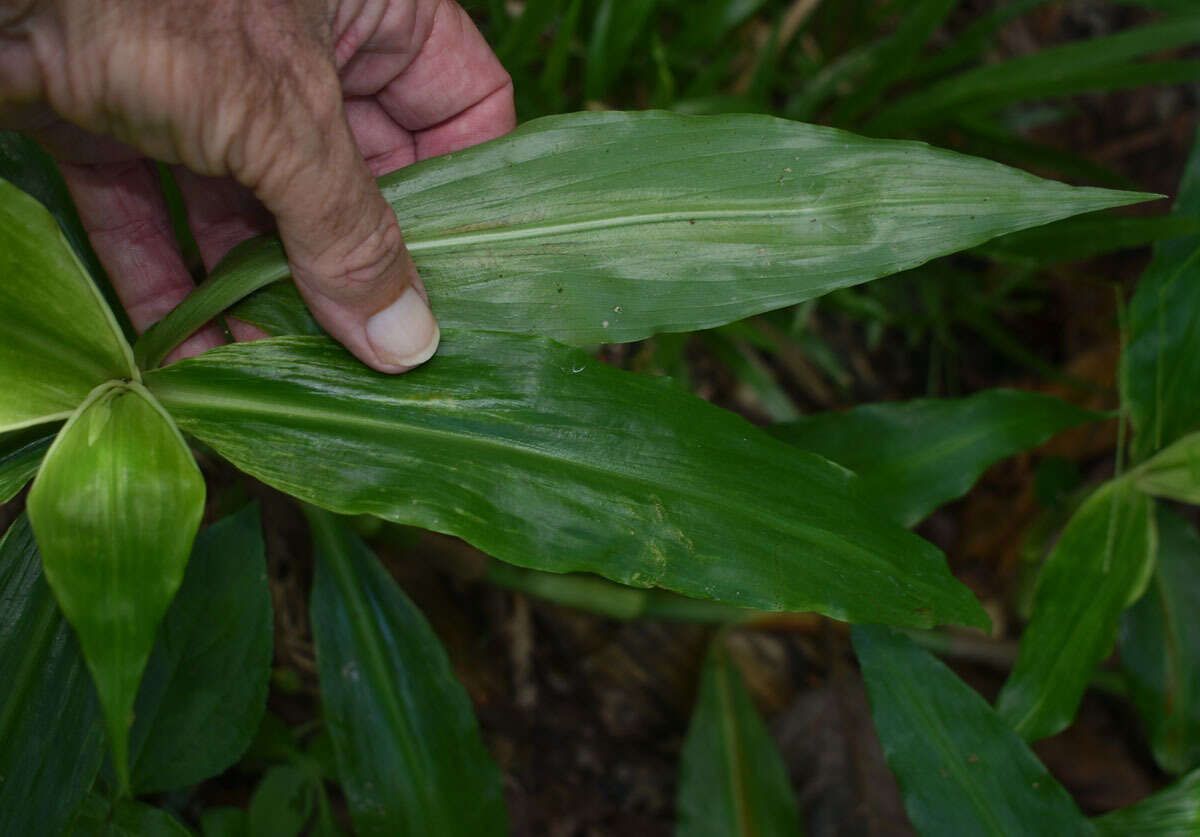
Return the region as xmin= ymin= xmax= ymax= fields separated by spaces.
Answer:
xmin=244 ymin=78 xmax=438 ymax=373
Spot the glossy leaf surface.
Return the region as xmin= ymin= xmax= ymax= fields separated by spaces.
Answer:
xmin=0 ymin=178 xmax=134 ymax=431
xmin=1121 ymin=508 xmax=1200 ymax=775
xmin=130 ymin=504 xmax=272 ymax=793
xmin=676 ymin=639 xmax=802 ymax=836
xmin=1133 ymin=430 xmax=1200 ymax=506
xmin=853 ymin=625 xmax=1093 ymax=837
xmin=26 ymin=382 xmax=205 ymax=790
xmin=0 ymin=423 xmax=56 ymax=503
xmin=148 ymin=334 xmax=988 ymax=628
xmin=308 ymin=509 xmax=507 ymax=836
xmin=1124 ymin=129 xmax=1200 ymax=461
xmin=140 ymin=111 xmax=1155 ymax=361
xmin=770 ymin=390 xmax=1098 ymax=526
xmin=1094 ymin=769 xmax=1200 ymax=837
xmin=996 ymin=480 xmax=1157 ymax=741
xmin=0 ymin=515 xmax=104 ymax=837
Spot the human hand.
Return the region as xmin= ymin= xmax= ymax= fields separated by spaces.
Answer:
xmin=0 ymin=0 xmax=513 ymax=371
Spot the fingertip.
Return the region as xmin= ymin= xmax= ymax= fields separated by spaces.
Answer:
xmin=364 ymin=285 xmax=441 ymax=372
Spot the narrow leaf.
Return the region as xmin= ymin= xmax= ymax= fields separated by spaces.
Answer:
xmin=770 ymin=390 xmax=1099 ymax=526
xmin=976 ymin=214 xmax=1200 ymax=267
xmin=27 ymin=382 xmax=205 ymax=790
xmin=0 ymin=423 xmax=57 ymax=503
xmin=1120 ymin=508 xmax=1200 ymax=775
xmin=853 ymin=624 xmax=1094 ymax=837
xmin=130 ymin=504 xmax=272 ymax=793
xmin=307 ymin=509 xmax=508 ymax=836
xmin=147 ymin=334 xmax=988 ymax=629
xmin=1133 ymin=430 xmax=1200 ymax=505
xmin=676 ymin=638 xmax=803 ymax=836
xmin=996 ymin=480 xmax=1157 ymax=741
xmin=870 ymin=15 xmax=1200 ymax=130
xmin=1094 ymin=769 xmax=1200 ymax=837
xmin=0 ymin=178 xmax=134 ymax=431
xmin=0 ymin=515 xmax=104 ymax=837
xmin=1122 ymin=125 xmax=1200 ymax=461
xmin=139 ymin=111 xmax=1157 ymax=364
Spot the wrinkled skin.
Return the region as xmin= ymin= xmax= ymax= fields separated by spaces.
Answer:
xmin=0 ymin=0 xmax=514 ymax=370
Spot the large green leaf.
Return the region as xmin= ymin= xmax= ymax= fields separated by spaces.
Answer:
xmin=129 ymin=504 xmax=272 ymax=793
xmin=1120 ymin=508 xmax=1200 ymax=775
xmin=996 ymin=480 xmax=1157 ymax=741
xmin=0 ymin=515 xmax=104 ymax=837
xmin=0 ymin=178 xmax=134 ymax=431
xmin=1124 ymin=129 xmax=1200 ymax=461
xmin=769 ymin=390 xmax=1099 ymax=527
xmin=0 ymin=423 xmax=57 ymax=503
xmin=852 ymin=624 xmax=1093 ymax=837
xmin=1132 ymin=430 xmax=1200 ymax=506
xmin=676 ymin=638 xmax=803 ymax=837
xmin=1094 ymin=769 xmax=1200 ymax=837
xmin=26 ymin=381 xmax=205 ymax=791
xmin=307 ymin=509 xmax=508 ymax=836
xmin=147 ymin=334 xmax=988 ymax=629
xmin=136 ymin=111 xmax=1155 ymax=366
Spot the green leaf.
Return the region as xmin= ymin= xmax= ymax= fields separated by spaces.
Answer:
xmin=852 ymin=624 xmax=1094 ymax=837
xmin=976 ymin=214 xmax=1200 ymax=267
xmin=769 ymin=390 xmax=1099 ymax=527
xmin=199 ymin=809 xmax=248 ymax=837
xmin=1094 ymin=769 xmax=1200 ymax=837
xmin=1133 ymin=430 xmax=1200 ymax=505
xmin=996 ymin=480 xmax=1157 ymax=741
xmin=0 ymin=177 xmax=134 ymax=431
xmin=147 ymin=334 xmax=988 ymax=629
xmin=1124 ymin=129 xmax=1200 ymax=461
xmin=232 ymin=281 xmax=324 ymax=338
xmin=870 ymin=15 xmax=1200 ymax=131
xmin=676 ymin=638 xmax=802 ymax=837
xmin=307 ymin=509 xmax=508 ymax=836
xmin=248 ymin=764 xmax=316 ymax=837
xmin=0 ymin=132 xmax=133 ymax=341
xmin=584 ymin=0 xmax=658 ymax=101
xmin=0 ymin=515 xmax=104 ymax=837
xmin=0 ymin=423 xmax=57 ymax=503
xmin=138 ymin=111 xmax=1156 ymax=365
xmin=1120 ymin=508 xmax=1200 ymax=775
xmin=129 ymin=504 xmax=272 ymax=793
xmin=62 ymin=796 xmax=194 ymax=837
xmin=27 ymin=381 xmax=205 ymax=791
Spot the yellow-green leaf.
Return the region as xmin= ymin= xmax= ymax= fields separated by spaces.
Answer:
xmin=26 ymin=381 xmax=204 ymax=791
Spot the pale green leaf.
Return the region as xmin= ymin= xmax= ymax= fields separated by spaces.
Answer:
xmin=853 ymin=624 xmax=1093 ymax=836
xmin=146 ymin=334 xmax=988 ymax=629
xmin=137 ymin=111 xmax=1156 ymax=366
xmin=308 ymin=509 xmax=508 ymax=836
xmin=27 ymin=382 xmax=205 ymax=791
xmin=130 ymin=504 xmax=272 ymax=793
xmin=770 ymin=390 xmax=1099 ymax=526
xmin=0 ymin=515 xmax=104 ymax=837
xmin=676 ymin=638 xmax=802 ymax=837
xmin=1094 ymin=769 xmax=1200 ymax=837
xmin=0 ymin=178 xmax=134 ymax=431
xmin=1133 ymin=430 xmax=1200 ymax=506
xmin=996 ymin=480 xmax=1157 ymax=741
xmin=1121 ymin=508 xmax=1200 ymax=775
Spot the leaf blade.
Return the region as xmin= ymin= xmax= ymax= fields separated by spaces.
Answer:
xmin=308 ymin=509 xmax=508 ymax=837
xmin=26 ymin=382 xmax=205 ymax=790
xmin=996 ymin=480 xmax=1157 ymax=741
xmin=147 ymin=333 xmax=988 ymax=629
xmin=853 ymin=624 xmax=1093 ymax=837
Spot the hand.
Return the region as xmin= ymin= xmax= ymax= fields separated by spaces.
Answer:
xmin=0 ymin=0 xmax=514 ymax=371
